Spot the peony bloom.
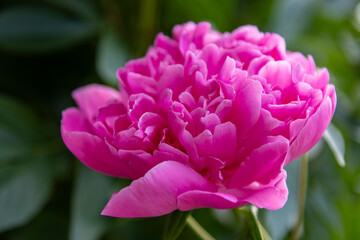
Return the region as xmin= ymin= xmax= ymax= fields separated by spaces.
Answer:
xmin=61 ymin=22 xmax=336 ymax=217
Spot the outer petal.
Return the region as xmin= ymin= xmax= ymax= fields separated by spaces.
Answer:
xmin=178 ymin=191 xmax=240 ymax=211
xmin=61 ymin=108 xmax=135 ymax=178
xmin=101 ymin=161 xmax=216 ymax=218
xmin=285 ymin=85 xmax=336 ymax=164
xmin=240 ymin=170 xmax=288 ymax=210
xmin=72 ymin=84 xmax=121 ymax=122
xmin=230 ymin=136 xmax=289 ymax=188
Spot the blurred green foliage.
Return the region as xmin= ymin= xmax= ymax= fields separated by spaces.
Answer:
xmin=0 ymin=0 xmax=359 ymax=239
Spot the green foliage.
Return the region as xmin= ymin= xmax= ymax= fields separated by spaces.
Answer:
xmin=96 ymin=29 xmax=129 ymax=86
xmin=0 ymin=5 xmax=99 ymax=53
xmin=0 ymin=0 xmax=359 ymax=239
xmin=0 ymin=95 xmax=54 ymax=232
xmin=69 ymin=164 xmax=114 ymax=240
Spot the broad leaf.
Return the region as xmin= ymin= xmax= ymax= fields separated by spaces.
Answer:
xmin=69 ymin=164 xmax=114 ymax=240
xmin=96 ymin=30 xmax=129 ymax=86
xmin=0 ymin=159 xmax=52 ymax=233
xmin=0 ymin=95 xmax=56 ymax=233
xmin=0 ymin=5 xmax=98 ymax=53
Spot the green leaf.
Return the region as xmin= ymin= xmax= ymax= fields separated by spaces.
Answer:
xmin=0 ymin=94 xmax=39 ymax=139
xmin=0 ymin=94 xmax=41 ymax=162
xmin=0 ymin=5 xmax=98 ymax=53
xmin=96 ymin=30 xmax=129 ymax=86
xmin=0 ymin=95 xmax=57 ymax=233
xmin=0 ymin=159 xmax=53 ymax=233
xmin=69 ymin=164 xmax=115 ymax=240
xmin=43 ymin=0 xmax=99 ymax=20
xmin=323 ymin=123 xmax=346 ymax=167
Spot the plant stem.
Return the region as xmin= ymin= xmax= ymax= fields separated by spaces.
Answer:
xmin=163 ymin=210 xmax=192 ymax=240
xmin=187 ymin=215 xmax=215 ymax=240
xmin=291 ymin=153 xmax=308 ymax=240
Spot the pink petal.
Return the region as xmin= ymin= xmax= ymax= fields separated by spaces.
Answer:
xmin=259 ymin=61 xmax=292 ymax=90
xmin=229 ymin=79 xmax=262 ymax=140
xmin=199 ymin=43 xmax=221 ymax=76
xmin=157 ymin=64 xmax=185 ymax=97
xmin=178 ymin=191 xmax=239 ymax=211
xmin=218 ymin=56 xmax=236 ymax=82
xmin=72 ymin=84 xmax=121 ymax=122
xmin=285 ymin=85 xmax=336 ymax=164
xmin=241 ymin=170 xmax=288 ymax=210
xmin=61 ymin=108 xmax=136 ymax=178
xmin=101 ymin=161 xmax=215 ymax=218
xmin=247 ymin=56 xmax=273 ymax=75
xmin=126 ymin=72 xmax=158 ymax=95
xmin=212 ymin=122 xmax=237 ymax=163
xmin=230 ymin=136 xmax=289 ymax=188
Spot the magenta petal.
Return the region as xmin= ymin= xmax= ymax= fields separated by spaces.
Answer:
xmin=61 ymin=108 xmax=135 ymax=178
xmin=241 ymin=170 xmax=288 ymax=210
xmin=259 ymin=61 xmax=292 ymax=90
xmin=127 ymin=72 xmax=158 ymax=95
xmin=247 ymin=55 xmax=273 ymax=75
xmin=285 ymin=86 xmax=336 ymax=164
xmin=230 ymin=79 xmax=262 ymax=140
xmin=72 ymin=84 xmax=121 ymax=122
xmin=101 ymin=161 xmax=216 ymax=218
xmin=157 ymin=64 xmax=185 ymax=97
xmin=178 ymin=191 xmax=239 ymax=211
xmin=230 ymin=136 xmax=289 ymax=188
xmin=213 ymin=122 xmax=237 ymax=163
xmin=61 ymin=107 xmax=90 ymax=132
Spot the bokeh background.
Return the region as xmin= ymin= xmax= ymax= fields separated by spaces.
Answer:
xmin=0 ymin=0 xmax=359 ymax=239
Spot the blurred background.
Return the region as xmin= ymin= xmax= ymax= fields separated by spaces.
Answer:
xmin=0 ymin=0 xmax=359 ymax=239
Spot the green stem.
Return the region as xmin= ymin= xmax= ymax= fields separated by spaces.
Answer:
xmin=187 ymin=216 xmax=215 ymax=240
xmin=291 ymin=153 xmax=308 ymax=240
xmin=163 ymin=210 xmax=192 ymax=240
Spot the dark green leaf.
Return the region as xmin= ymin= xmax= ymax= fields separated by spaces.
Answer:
xmin=69 ymin=164 xmax=114 ymax=240
xmin=0 ymin=95 xmax=57 ymax=233
xmin=0 ymin=94 xmax=41 ymax=164
xmin=96 ymin=30 xmax=129 ymax=86
xmin=43 ymin=0 xmax=99 ymax=20
xmin=0 ymin=159 xmax=52 ymax=233
xmin=0 ymin=5 xmax=98 ymax=53
xmin=0 ymin=94 xmax=39 ymax=139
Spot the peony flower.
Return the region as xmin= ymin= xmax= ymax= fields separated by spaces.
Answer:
xmin=61 ymin=22 xmax=336 ymax=218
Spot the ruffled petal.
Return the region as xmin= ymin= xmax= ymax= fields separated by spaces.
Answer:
xmin=61 ymin=108 xmax=136 ymax=178
xmin=259 ymin=61 xmax=292 ymax=90
xmin=285 ymin=85 xmax=336 ymax=164
xmin=72 ymin=84 xmax=121 ymax=122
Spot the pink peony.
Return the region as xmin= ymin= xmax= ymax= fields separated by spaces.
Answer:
xmin=61 ymin=22 xmax=336 ymax=217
